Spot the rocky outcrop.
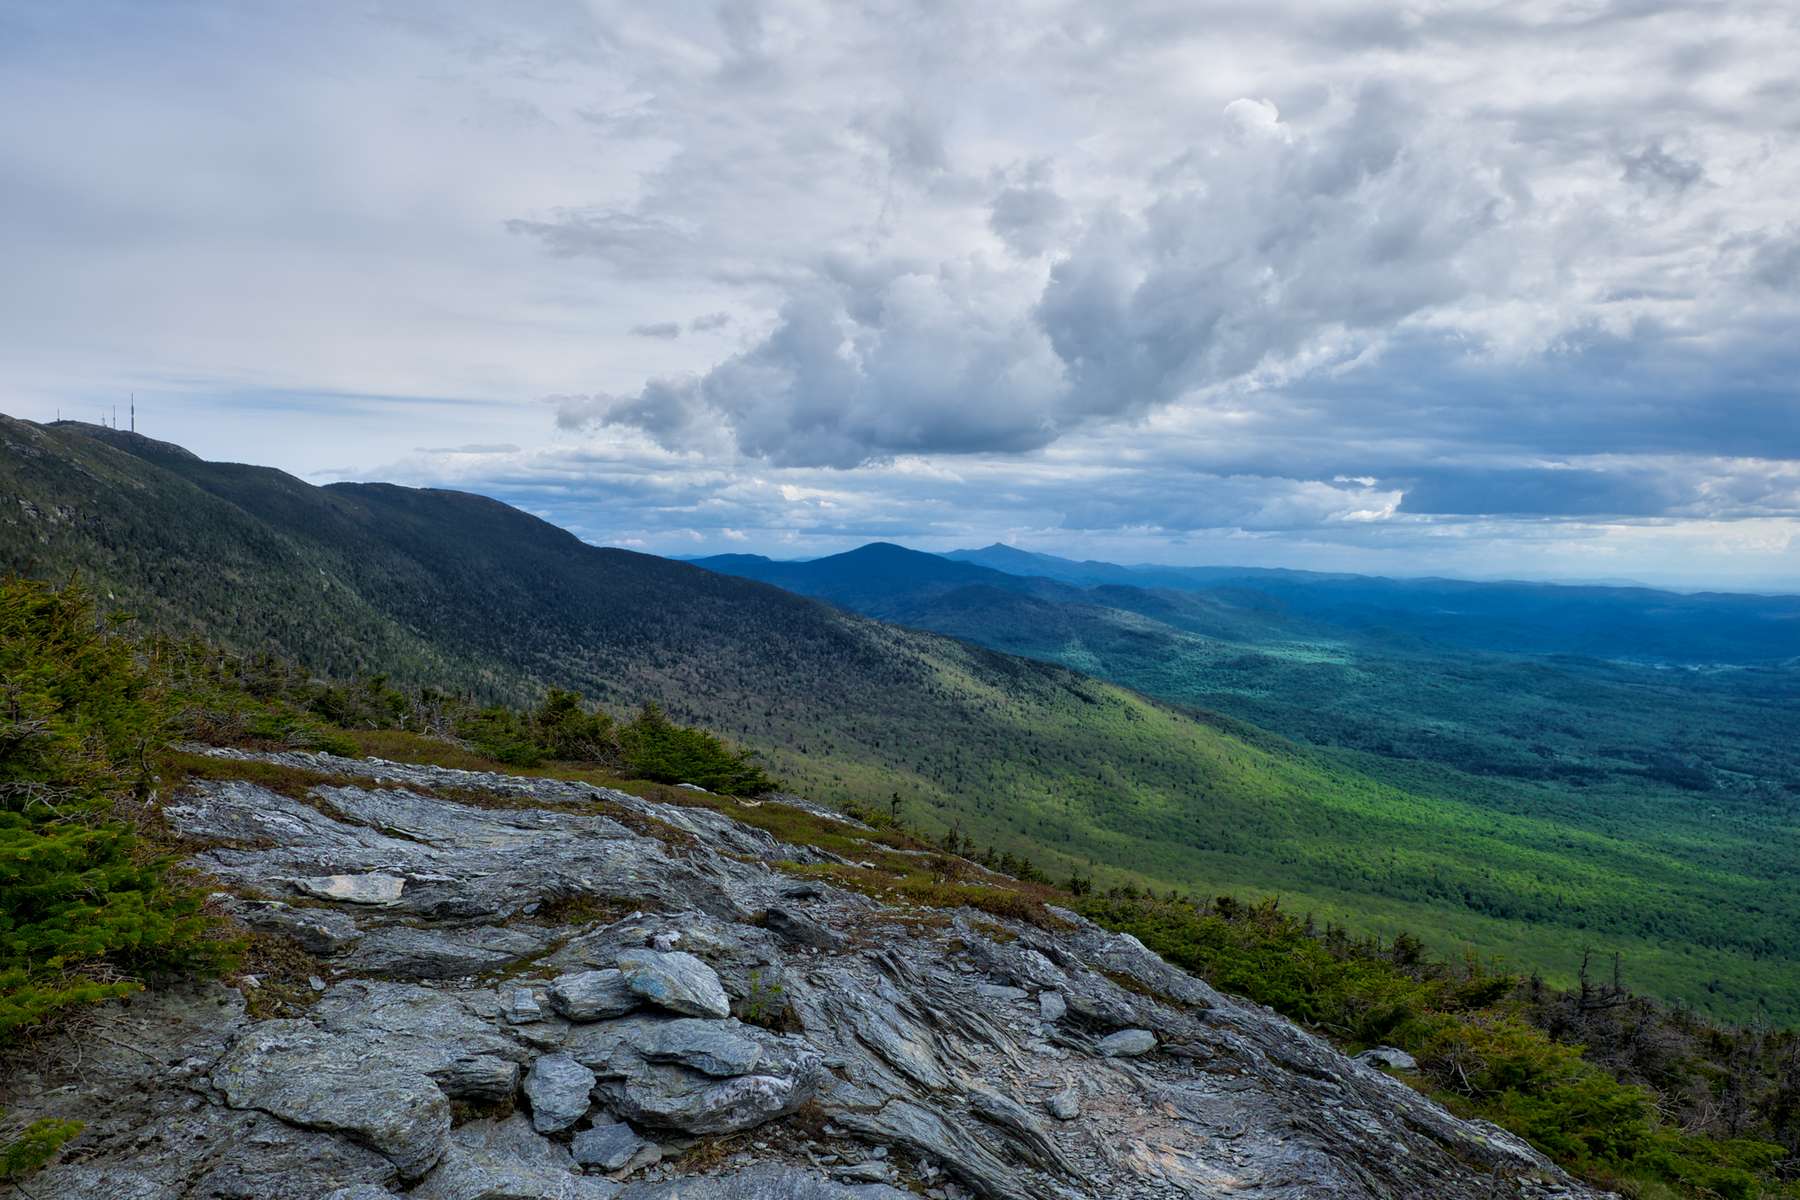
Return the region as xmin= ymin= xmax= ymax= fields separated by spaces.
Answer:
xmin=4 ymin=748 xmax=1614 ymax=1199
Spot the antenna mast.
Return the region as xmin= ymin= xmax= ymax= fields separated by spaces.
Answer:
xmin=130 ymin=393 xmax=135 ymax=433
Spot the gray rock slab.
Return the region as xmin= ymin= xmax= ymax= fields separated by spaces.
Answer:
xmin=525 ymin=1052 xmax=598 ymax=1133
xmin=970 ymin=1089 xmax=1079 ymax=1175
xmin=45 ymin=749 xmax=1619 ymax=1200
xmin=617 ymin=950 xmax=731 ymax=1018
xmin=30 ymin=1106 xmax=397 ymax=1200
xmin=296 ymin=872 xmax=407 ymax=905
xmin=549 ymin=968 xmax=640 ymax=1020
xmin=834 ymin=1099 xmax=1031 ymax=1200
xmin=637 ymin=1017 xmax=766 ymax=1076
xmin=412 ymin=1114 xmax=621 ymax=1200
xmin=312 ymin=980 xmax=524 ymax=1077
xmin=571 ymin=1120 xmax=658 ymax=1172
xmin=506 ymin=985 xmax=547 ymax=1023
xmin=343 ymin=924 xmax=552 ymax=978
xmin=617 ymin=1163 xmax=910 ymax=1199
xmin=1356 ymin=1045 xmax=1419 ymax=1071
xmin=761 ymin=906 xmax=845 ymax=952
xmin=442 ymin=1053 xmax=522 ymax=1102
xmin=605 ymin=1064 xmax=813 ymax=1136
xmin=229 ymin=898 xmax=364 ymax=953
xmin=209 ymin=1019 xmax=449 ymax=1180
xmin=1095 ymin=1028 xmax=1157 ymax=1058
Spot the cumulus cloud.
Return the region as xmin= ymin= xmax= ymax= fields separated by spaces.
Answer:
xmin=580 ymin=84 xmax=1524 ymax=467
xmin=559 ymin=261 xmax=1070 ymax=466
xmin=988 ymin=161 xmax=1071 ymax=258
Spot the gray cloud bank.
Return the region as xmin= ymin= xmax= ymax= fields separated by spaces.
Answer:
xmin=2 ymin=1 xmax=1797 ymax=582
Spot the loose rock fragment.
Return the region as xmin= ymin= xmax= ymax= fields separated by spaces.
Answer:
xmin=1356 ymin=1046 xmax=1419 ymax=1071
xmin=572 ymin=1120 xmax=660 ymax=1173
xmin=549 ymin=969 xmax=639 ymax=1021
xmin=504 ymin=986 xmax=545 ymax=1024
xmin=617 ymin=950 xmax=731 ymax=1019
xmin=1095 ymin=1028 xmax=1157 ymax=1058
xmin=524 ymin=1052 xmax=597 ymax=1133
xmin=293 ymin=872 xmax=406 ymax=905
xmin=1046 ymin=1087 xmax=1081 ymax=1120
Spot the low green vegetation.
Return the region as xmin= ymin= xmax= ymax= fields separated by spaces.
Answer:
xmin=0 ymin=577 xmax=227 ymax=1037
xmin=0 ymin=1115 xmax=85 ymax=1182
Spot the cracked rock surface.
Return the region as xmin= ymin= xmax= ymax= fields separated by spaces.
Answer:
xmin=4 ymin=749 xmax=1614 ymax=1199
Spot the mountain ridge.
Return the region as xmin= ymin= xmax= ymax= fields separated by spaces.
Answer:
xmin=7 ymin=414 xmax=1800 ymax=1023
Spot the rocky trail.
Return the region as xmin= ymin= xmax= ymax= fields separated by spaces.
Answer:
xmin=3 ymin=749 xmax=1610 ymax=1199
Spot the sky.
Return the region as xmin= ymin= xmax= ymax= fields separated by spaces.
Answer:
xmin=2 ymin=1 xmax=1798 ymax=590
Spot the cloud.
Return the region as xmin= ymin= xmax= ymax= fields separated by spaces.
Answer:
xmin=585 ymin=84 xmax=1520 ymax=466
xmin=1620 ymin=138 xmax=1705 ymax=194
xmin=1397 ymin=468 xmax=1684 ymax=517
xmin=4 ymin=1 xmax=1798 ymax=587
xmin=504 ymin=211 xmax=695 ymax=273
xmin=987 ymin=161 xmax=1070 ymax=258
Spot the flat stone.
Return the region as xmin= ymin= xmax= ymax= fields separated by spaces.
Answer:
xmin=505 ymin=986 xmax=546 ymax=1024
xmin=1046 ymin=1087 xmax=1080 ymax=1120
xmin=969 ymin=1090 xmax=1078 ymax=1175
xmin=571 ymin=1121 xmax=658 ymax=1172
xmin=617 ymin=950 xmax=731 ymax=1019
xmin=616 ymin=1162 xmax=909 ymax=1198
xmin=1037 ymin=991 xmax=1067 ymax=1022
xmin=637 ymin=1018 xmax=766 ymax=1077
xmin=411 ymin=1114 xmax=621 ymax=1200
xmin=1095 ymin=1028 xmax=1157 ymax=1058
xmin=441 ymin=1054 xmax=521 ymax=1102
xmin=312 ymin=980 xmax=523 ymax=1079
xmin=549 ymin=969 xmax=639 ymax=1021
xmin=210 ymin=1019 xmax=449 ymax=1180
xmin=608 ymin=1066 xmax=812 ymax=1136
xmin=1357 ymin=1046 xmax=1419 ymax=1071
xmin=525 ymin=1052 xmax=598 ymax=1133
xmin=231 ymin=898 xmax=364 ymax=953
xmin=761 ymin=907 xmax=844 ymax=952
xmin=559 ymin=1015 xmax=822 ymax=1136
xmin=974 ymin=983 xmax=1029 ymax=1003
xmin=343 ymin=924 xmax=550 ymax=978
xmin=294 ymin=872 xmax=407 ymax=905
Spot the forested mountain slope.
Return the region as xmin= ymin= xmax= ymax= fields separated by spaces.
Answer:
xmin=946 ymin=543 xmax=1800 ymax=664
xmin=5 ymin=414 xmax=1799 ymax=1022
xmin=695 ymin=544 xmax=1800 ymax=1022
